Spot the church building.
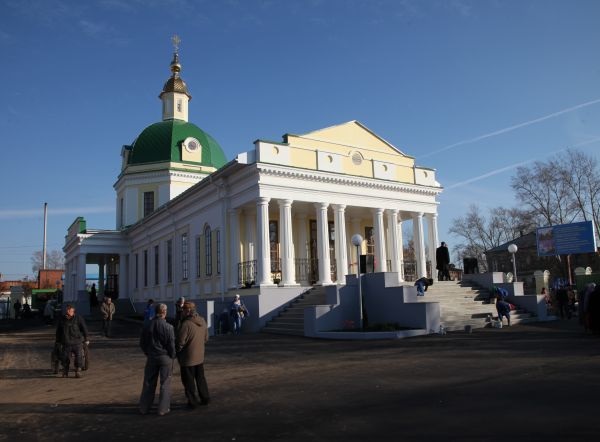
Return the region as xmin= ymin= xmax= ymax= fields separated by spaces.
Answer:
xmin=63 ymin=42 xmax=443 ymax=332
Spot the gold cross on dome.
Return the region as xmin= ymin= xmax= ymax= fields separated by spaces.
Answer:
xmin=171 ymin=34 xmax=181 ymax=52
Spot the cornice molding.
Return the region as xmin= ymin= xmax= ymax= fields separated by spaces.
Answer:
xmin=257 ymin=164 xmax=441 ymax=197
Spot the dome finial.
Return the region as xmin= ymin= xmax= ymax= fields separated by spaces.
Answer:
xmin=171 ymin=34 xmax=181 ymax=53
xmin=170 ymin=34 xmax=182 ymax=76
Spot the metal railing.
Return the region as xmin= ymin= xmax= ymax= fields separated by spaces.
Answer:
xmin=402 ymin=260 xmax=432 ymax=282
xmin=238 ymin=260 xmax=257 ymax=287
xmin=237 ymin=257 xmax=433 ymax=285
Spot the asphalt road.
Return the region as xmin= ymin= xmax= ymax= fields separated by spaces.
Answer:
xmin=0 ymin=317 xmax=599 ymax=441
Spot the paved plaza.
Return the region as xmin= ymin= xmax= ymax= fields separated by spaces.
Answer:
xmin=1 ymin=317 xmax=599 ymax=441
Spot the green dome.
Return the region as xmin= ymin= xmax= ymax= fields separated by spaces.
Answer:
xmin=128 ymin=120 xmax=227 ymax=168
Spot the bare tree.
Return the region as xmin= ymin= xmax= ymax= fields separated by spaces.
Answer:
xmin=31 ymin=250 xmax=65 ymax=273
xmin=450 ymin=149 xmax=599 ymax=273
xmin=511 ymin=159 xmax=580 ymax=226
xmin=556 ymin=149 xmax=600 ymax=236
xmin=449 ymin=205 xmax=535 ymax=271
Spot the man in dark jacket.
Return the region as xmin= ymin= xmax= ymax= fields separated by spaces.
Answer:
xmin=176 ymin=301 xmax=210 ymax=408
xmin=174 ymin=297 xmax=185 ymax=331
xmin=139 ymin=303 xmax=176 ymax=416
xmin=55 ymin=304 xmax=89 ymax=378
xmin=436 ymin=241 xmax=451 ymax=281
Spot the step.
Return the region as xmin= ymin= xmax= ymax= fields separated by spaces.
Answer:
xmin=262 ymin=287 xmax=329 ymax=335
xmin=261 ymin=326 xmax=305 ymax=336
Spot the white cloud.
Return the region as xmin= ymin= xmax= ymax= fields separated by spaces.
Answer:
xmin=420 ymin=97 xmax=600 ymax=159
xmin=444 ymin=135 xmax=600 ymax=190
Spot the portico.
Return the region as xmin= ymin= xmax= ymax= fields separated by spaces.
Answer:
xmin=233 ymin=198 xmax=439 ymax=288
xmin=230 ymin=120 xmax=442 ymax=288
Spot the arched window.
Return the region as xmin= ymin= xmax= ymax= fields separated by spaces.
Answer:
xmin=204 ymin=225 xmax=212 ymax=276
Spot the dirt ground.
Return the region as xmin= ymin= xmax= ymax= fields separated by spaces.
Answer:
xmin=1 ymin=317 xmax=600 ymax=442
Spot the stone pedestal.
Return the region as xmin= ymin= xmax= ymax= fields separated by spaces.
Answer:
xmin=574 ymin=267 xmax=592 ymax=276
xmin=533 ymin=270 xmax=550 ymax=294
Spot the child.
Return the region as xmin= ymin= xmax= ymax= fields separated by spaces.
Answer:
xmin=414 ymin=277 xmax=434 ymax=296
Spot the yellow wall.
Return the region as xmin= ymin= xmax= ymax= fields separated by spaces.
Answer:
xmin=255 ymin=121 xmax=437 ymax=186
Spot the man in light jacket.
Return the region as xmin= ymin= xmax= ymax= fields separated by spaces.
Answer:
xmin=176 ymin=301 xmax=210 ymax=408
xmin=100 ymin=296 xmax=115 ymax=337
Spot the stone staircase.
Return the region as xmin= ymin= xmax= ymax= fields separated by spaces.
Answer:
xmin=417 ymin=280 xmax=536 ymax=331
xmin=261 ymin=280 xmax=538 ymax=336
xmin=262 ymin=286 xmax=329 ymax=336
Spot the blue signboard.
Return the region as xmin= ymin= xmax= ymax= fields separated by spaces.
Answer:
xmin=536 ymin=221 xmax=597 ymax=256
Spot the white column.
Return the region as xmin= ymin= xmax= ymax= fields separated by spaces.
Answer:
xmin=77 ymin=254 xmax=87 ymax=292
xmin=427 ymin=213 xmax=439 ymax=281
xmin=278 ymin=199 xmax=297 ymax=286
xmin=119 ymin=254 xmax=128 ymax=301
xmin=296 ymin=213 xmax=309 ymax=284
xmin=76 ymin=253 xmax=87 ymax=311
xmin=65 ymin=259 xmax=75 ymax=302
xmin=397 ymin=219 xmax=405 ymax=282
xmin=333 ymin=204 xmax=348 ymax=284
xmin=315 ymin=202 xmax=332 ymax=285
xmin=387 ymin=209 xmax=401 ymax=284
xmin=244 ymin=210 xmax=256 ymax=262
xmin=256 ymin=197 xmax=273 ymax=286
xmin=372 ymin=208 xmax=387 ymax=272
xmin=351 ymin=217 xmax=362 ymax=274
xmin=413 ymin=212 xmax=427 ymax=278
xmin=98 ymin=257 xmax=105 ymax=296
xmin=229 ymin=208 xmax=240 ymax=288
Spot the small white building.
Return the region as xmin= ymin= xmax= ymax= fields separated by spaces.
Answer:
xmin=63 ymin=45 xmax=443 ymax=331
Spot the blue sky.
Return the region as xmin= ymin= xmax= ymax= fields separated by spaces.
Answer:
xmin=2 ymin=0 xmax=600 ymax=279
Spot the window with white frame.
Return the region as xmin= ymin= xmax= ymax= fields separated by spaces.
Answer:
xmin=167 ymin=239 xmax=173 ymax=283
xmin=143 ymin=191 xmax=154 ymax=217
xmin=181 ymin=233 xmax=188 ymax=280
xmin=204 ymin=226 xmax=212 ymax=276
xmin=216 ymin=230 xmax=221 ymax=275
xmin=135 ymin=253 xmax=139 ymax=289
xmin=195 ymin=236 xmax=201 ymax=278
xmin=143 ymin=250 xmax=148 ymax=287
xmin=154 ymin=245 xmax=159 ymax=285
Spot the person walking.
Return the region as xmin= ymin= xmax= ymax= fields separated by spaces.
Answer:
xmin=100 ymin=296 xmax=116 ymax=337
xmin=580 ymin=283 xmax=596 ymax=332
xmin=13 ymin=299 xmax=22 ymax=319
xmin=496 ymin=295 xmax=511 ymax=327
xmin=176 ymin=301 xmax=210 ymax=408
xmin=229 ymin=294 xmax=249 ymax=335
xmin=139 ymin=303 xmax=176 ymax=416
xmin=55 ymin=304 xmax=89 ymax=378
xmin=436 ymin=242 xmax=451 ymax=281
xmin=90 ymin=283 xmax=98 ymax=307
xmin=43 ymin=299 xmax=55 ymax=324
xmin=556 ymin=285 xmax=569 ymax=319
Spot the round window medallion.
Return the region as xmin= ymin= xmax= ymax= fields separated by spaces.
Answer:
xmin=183 ymin=137 xmax=201 ymax=153
xmin=352 ymin=152 xmax=362 ymax=165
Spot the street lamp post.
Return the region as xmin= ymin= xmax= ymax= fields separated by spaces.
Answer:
xmin=351 ymin=234 xmax=364 ymax=330
xmin=508 ymin=243 xmax=518 ymax=282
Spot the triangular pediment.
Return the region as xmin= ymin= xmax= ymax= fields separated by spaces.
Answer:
xmin=255 ymin=120 xmax=425 ymax=185
xmin=286 ymin=120 xmax=411 ymax=158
